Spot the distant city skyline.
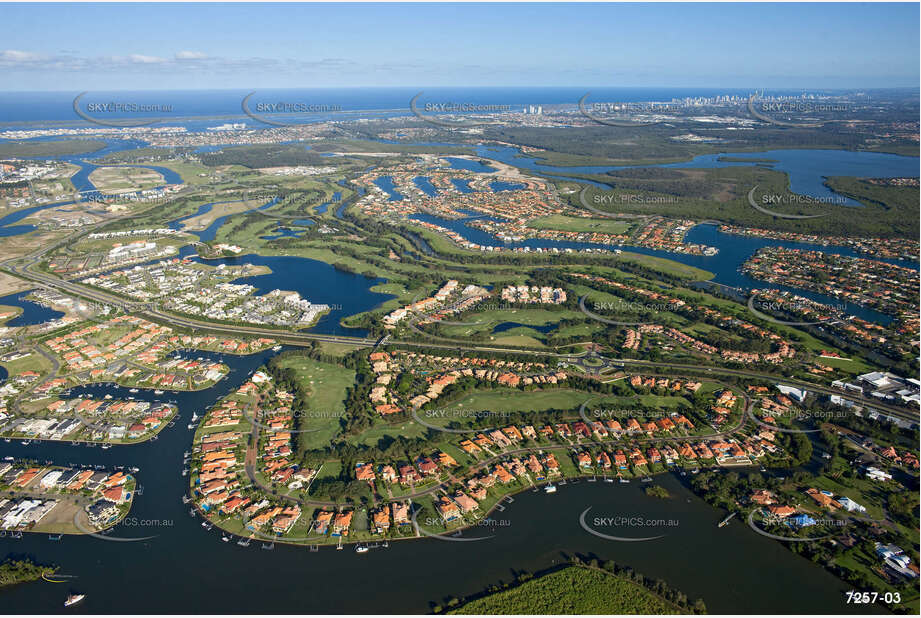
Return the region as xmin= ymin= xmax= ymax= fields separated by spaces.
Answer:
xmin=1 ymin=2 xmax=918 ymax=91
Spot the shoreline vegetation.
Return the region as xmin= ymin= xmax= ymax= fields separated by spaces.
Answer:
xmin=0 ymin=558 xmax=58 ymax=588
xmin=436 ymin=557 xmax=706 ymax=614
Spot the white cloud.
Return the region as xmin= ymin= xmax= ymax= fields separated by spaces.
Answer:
xmin=128 ymin=54 xmax=167 ymax=64
xmin=0 ymin=49 xmax=47 ymax=63
xmin=175 ymin=51 xmax=208 ymax=60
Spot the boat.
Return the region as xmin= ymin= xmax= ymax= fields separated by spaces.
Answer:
xmin=3 ymin=438 xmax=10 ymax=443
xmin=237 ymin=538 xmax=251 ymax=547
xmin=222 ymin=535 xmax=231 ymax=542
xmin=2 ymin=456 xmax=13 ymax=462
xmin=21 ymin=440 xmax=30 ymax=445
xmin=641 ymin=477 xmax=653 ymax=483
xmin=182 ymin=495 xmax=191 ymax=504
xmin=201 ymin=522 xmax=213 ymax=530
xmin=691 ymin=468 xmax=700 ymax=474
xmin=64 ymin=594 xmax=85 ymax=607
xmin=48 ymin=534 xmax=63 ymax=541
xmin=355 ymin=545 xmax=369 ymax=553
xmin=101 ymin=444 xmax=111 ymax=450
xmin=618 ymin=478 xmax=630 ymax=484
xmin=262 ymin=542 xmax=275 ymax=550
xmin=129 ymin=388 xmax=138 ymax=393
xmin=272 ymin=345 xmax=282 ymax=352
xmin=718 ymin=512 xmax=737 ymax=528
xmin=182 ymin=468 xmax=188 ymax=476
xmin=187 ymin=424 xmax=196 ymax=430
xmin=544 ymin=484 xmax=557 ymax=493
xmin=129 ymin=467 xmax=140 ymax=473
xmin=190 ymin=412 xmax=200 ymax=421
xmin=154 ymin=390 xmax=164 ymax=395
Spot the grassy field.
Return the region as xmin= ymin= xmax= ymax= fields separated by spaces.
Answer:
xmin=274 ymin=356 xmax=355 ymax=449
xmin=448 ymin=566 xmax=684 ymax=614
xmin=527 ymin=214 xmax=634 ymax=235
xmin=0 ymin=139 xmax=106 ymax=158
xmin=88 ymin=166 xmax=165 ymax=194
xmin=0 ymin=304 xmax=23 ymax=323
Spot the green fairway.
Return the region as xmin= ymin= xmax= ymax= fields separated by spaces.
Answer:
xmin=527 ymin=214 xmax=634 ymax=235
xmin=274 ymin=356 xmax=355 ymax=449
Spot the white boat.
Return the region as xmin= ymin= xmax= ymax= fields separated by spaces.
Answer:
xmin=64 ymin=594 xmax=85 ymax=607
xmin=272 ymin=345 xmax=282 ymax=351
xmin=154 ymin=390 xmax=164 ymax=395
xmin=129 ymin=388 xmax=139 ymax=393
xmin=190 ymin=413 xmax=200 ymax=421
xmin=355 ymin=545 xmax=369 ymax=553
xmin=618 ymin=478 xmax=630 ymax=484
xmin=543 ymin=484 xmax=557 ymax=493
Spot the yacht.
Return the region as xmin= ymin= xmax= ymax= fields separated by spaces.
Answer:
xmin=355 ymin=545 xmax=369 ymax=553
xmin=64 ymin=594 xmax=85 ymax=608
xmin=543 ymin=484 xmax=557 ymax=494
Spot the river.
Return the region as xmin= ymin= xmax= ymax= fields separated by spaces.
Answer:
xmin=0 ymin=348 xmax=869 ymax=614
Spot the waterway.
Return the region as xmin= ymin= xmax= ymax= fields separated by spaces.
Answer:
xmin=0 ymin=403 xmax=871 ymax=616
xmin=0 ymin=136 xmax=913 ymax=613
xmin=468 ymin=146 xmax=919 ymax=206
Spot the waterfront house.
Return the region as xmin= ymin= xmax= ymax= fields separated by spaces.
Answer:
xmin=372 ymin=505 xmax=390 ymax=533
xmin=436 ymin=496 xmax=461 ymax=522
xmin=314 ymin=510 xmax=334 ymax=534
xmin=392 ymin=502 xmax=411 ymax=526
xmin=750 ymin=489 xmax=776 ymax=505
xmin=331 ymin=510 xmax=353 ymax=536
xmin=766 ymin=505 xmax=796 ymax=519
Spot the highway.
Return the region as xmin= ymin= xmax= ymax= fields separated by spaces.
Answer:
xmin=3 ymin=220 xmax=918 ymax=426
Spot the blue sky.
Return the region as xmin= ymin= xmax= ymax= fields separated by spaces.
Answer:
xmin=1 ymin=2 xmax=918 ymax=90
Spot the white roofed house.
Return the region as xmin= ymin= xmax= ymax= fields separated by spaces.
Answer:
xmin=837 ymin=496 xmax=867 ymax=513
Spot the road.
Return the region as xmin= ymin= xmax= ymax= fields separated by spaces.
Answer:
xmin=3 ymin=217 xmax=917 ymax=425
